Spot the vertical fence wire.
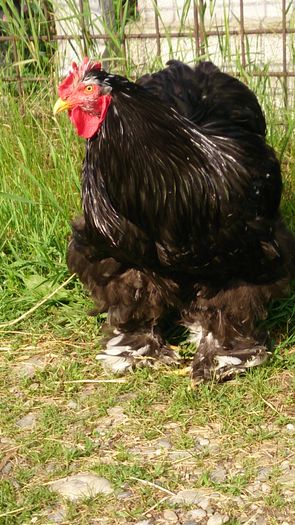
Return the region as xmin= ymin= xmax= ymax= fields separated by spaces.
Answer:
xmin=100 ymin=0 xmax=116 ymax=69
xmin=119 ymin=4 xmax=127 ymax=74
xmin=42 ymin=0 xmax=55 ymax=39
xmin=199 ymin=0 xmax=206 ymax=56
xmin=78 ymin=0 xmax=87 ymax=54
xmin=12 ymin=37 xmax=23 ymax=98
xmin=193 ymin=0 xmax=201 ymax=57
xmin=239 ymin=0 xmax=246 ymax=69
xmin=282 ymin=0 xmax=288 ymax=108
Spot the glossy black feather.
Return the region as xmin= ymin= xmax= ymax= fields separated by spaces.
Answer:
xmin=137 ymin=60 xmax=267 ymax=135
xmin=82 ymin=66 xmax=282 ymax=283
xmin=68 ymin=60 xmax=295 ymax=382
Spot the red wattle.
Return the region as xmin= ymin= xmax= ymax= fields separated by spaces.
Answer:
xmin=69 ymin=95 xmax=112 ymax=139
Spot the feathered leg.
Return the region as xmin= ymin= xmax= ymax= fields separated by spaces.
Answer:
xmin=95 ymin=269 xmax=180 ymax=373
xmin=183 ymin=278 xmax=290 ymax=384
xmin=67 ymin=216 xmax=179 ymax=374
xmin=184 ymin=219 xmax=295 ymax=384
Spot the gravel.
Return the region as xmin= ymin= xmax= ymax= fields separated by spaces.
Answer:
xmin=207 ymin=513 xmax=229 ymax=525
xmin=106 ymin=405 xmax=129 ymax=424
xmin=162 ymin=509 xmax=179 ymax=522
xmin=6 ymin=366 xmax=295 ymax=524
xmin=14 ymin=356 xmax=47 ymax=378
xmin=197 ymin=496 xmax=211 ymax=511
xmin=256 ymin=466 xmax=271 ymax=481
xmin=278 ymin=468 xmax=295 ymax=486
xmin=253 ymin=517 xmax=267 ymax=525
xmin=196 ymin=436 xmax=210 ymax=447
xmin=46 ymin=506 xmax=67 ymax=523
xmin=16 ymin=412 xmax=37 ymax=430
xmin=49 ymin=472 xmax=113 ymax=501
xmin=260 ymin=482 xmax=271 ymax=493
xmin=96 ymin=406 xmax=129 ymax=432
xmin=157 ymin=439 xmax=172 ymax=450
xmin=186 ymin=509 xmax=207 ymax=521
xmin=117 ymin=490 xmax=133 ymax=500
xmin=67 ymin=400 xmax=78 ymax=410
xmin=210 ymin=467 xmax=227 ymax=484
xmin=170 ymin=489 xmax=207 ymax=505
xmin=1 ymin=461 xmax=13 ymax=476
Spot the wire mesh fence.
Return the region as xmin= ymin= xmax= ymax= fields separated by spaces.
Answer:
xmin=0 ymin=0 xmax=294 ymax=108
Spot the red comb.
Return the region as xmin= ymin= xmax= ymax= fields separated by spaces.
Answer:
xmin=58 ymin=57 xmax=102 ymax=99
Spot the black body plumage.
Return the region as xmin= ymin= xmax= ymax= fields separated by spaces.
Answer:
xmin=68 ymin=61 xmax=295 ymax=382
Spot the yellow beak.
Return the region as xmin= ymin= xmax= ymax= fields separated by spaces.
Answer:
xmin=53 ymin=98 xmax=71 ymax=116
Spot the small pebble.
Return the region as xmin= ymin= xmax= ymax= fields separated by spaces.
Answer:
xmin=45 ymin=462 xmax=58 ymax=474
xmin=1 ymin=461 xmax=13 ymax=476
xmin=210 ymin=467 xmax=227 ymax=484
xmin=187 ymin=509 xmax=207 ymax=520
xmin=186 ymin=509 xmax=207 ymax=523
xmin=67 ymin=400 xmax=78 ymax=410
xmin=49 ymin=472 xmax=113 ymax=501
xmin=239 ymin=514 xmax=249 ymax=524
xmin=207 ymin=514 xmax=229 ymax=525
xmin=169 ymin=451 xmax=193 ymax=461
xmin=261 ymin=483 xmax=271 ymax=494
xmin=79 ymin=386 xmax=95 ymax=399
xmin=170 ymin=489 xmax=204 ymax=505
xmin=10 ymin=478 xmax=20 ymax=490
xmin=256 ymin=466 xmax=271 ymax=481
xmin=281 ymin=460 xmax=291 ymax=471
xmin=46 ymin=506 xmax=66 ymax=523
xmin=286 ymin=423 xmax=295 ymax=432
xmin=16 ymin=413 xmax=37 ymax=430
xmin=196 ymin=437 xmax=210 ymax=447
xmin=197 ymin=497 xmax=211 ymax=510
xmin=278 ymin=468 xmax=295 ymax=485
xmin=107 ymin=405 xmax=128 ymax=424
xmin=157 ymin=439 xmax=172 ymax=449
xmin=231 ymin=496 xmax=244 ymax=505
xmin=29 ymin=383 xmax=39 ymax=391
xmin=253 ymin=517 xmax=267 ymax=525
xmin=14 ymin=356 xmax=46 ymax=378
xmin=162 ymin=509 xmax=179 ymax=522
xmin=247 ymin=482 xmax=261 ymax=494
xmin=117 ymin=491 xmax=133 ymax=500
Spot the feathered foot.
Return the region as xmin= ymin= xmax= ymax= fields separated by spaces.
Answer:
xmin=191 ymin=333 xmax=269 ymax=385
xmin=96 ymin=330 xmax=180 ymax=374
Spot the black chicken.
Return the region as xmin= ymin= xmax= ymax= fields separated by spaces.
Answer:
xmin=53 ymin=58 xmax=295 ymax=383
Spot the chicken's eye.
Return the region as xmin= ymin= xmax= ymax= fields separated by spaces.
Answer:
xmin=85 ymin=85 xmax=93 ymax=93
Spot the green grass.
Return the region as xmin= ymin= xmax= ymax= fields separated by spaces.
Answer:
xmin=0 ymin=336 xmax=294 ymax=523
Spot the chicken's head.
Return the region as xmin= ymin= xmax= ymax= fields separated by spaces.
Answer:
xmin=53 ymin=57 xmax=112 ymax=139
